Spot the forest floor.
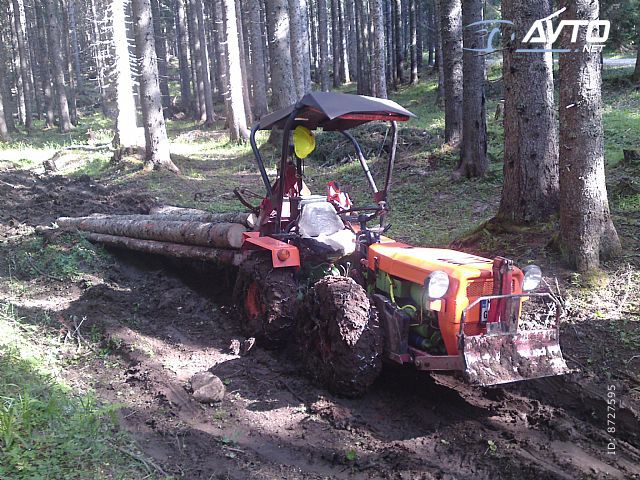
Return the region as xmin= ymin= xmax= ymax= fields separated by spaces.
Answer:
xmin=0 ymin=67 xmax=639 ymax=479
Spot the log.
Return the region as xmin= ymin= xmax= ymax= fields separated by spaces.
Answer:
xmin=83 ymin=233 xmax=244 ymax=265
xmin=56 ymin=217 xmax=246 ymax=249
xmin=149 ymin=206 xmax=257 ymax=228
xmin=62 ymin=212 xmax=257 ymax=227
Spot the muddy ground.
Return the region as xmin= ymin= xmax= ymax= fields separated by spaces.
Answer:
xmin=1 ymin=167 xmax=639 ymax=480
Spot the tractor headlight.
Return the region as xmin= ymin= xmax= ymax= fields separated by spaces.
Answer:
xmin=522 ymin=265 xmax=542 ymax=291
xmin=424 ymin=270 xmax=450 ymax=300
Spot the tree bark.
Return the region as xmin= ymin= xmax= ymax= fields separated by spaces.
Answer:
xmin=331 ymin=0 xmax=341 ymax=87
xmin=0 ymin=77 xmax=10 ymax=140
xmin=289 ymin=0 xmax=311 ymax=98
xmin=456 ymin=0 xmax=487 ymax=178
xmin=338 ymin=0 xmax=349 ymax=83
xmin=497 ymin=0 xmax=558 ymax=223
xmin=44 ymin=0 xmax=72 ymax=132
xmin=409 ymin=0 xmax=418 ymax=84
xmin=57 ymin=217 xmax=246 ymax=249
xmin=68 ymin=0 xmax=83 ymax=92
xmin=558 ymin=0 xmax=620 ymax=272
xmin=131 ymin=0 xmax=179 ymax=172
xmin=354 ymin=0 xmax=370 ymax=94
xmin=370 ymin=0 xmax=387 ymax=98
xmin=236 ymin=1 xmax=253 ymax=125
xmin=316 ymin=0 xmax=330 ymax=91
xmin=634 ymin=24 xmax=640 ymax=82
xmin=393 ymin=0 xmax=404 ymax=84
xmin=112 ymin=0 xmax=139 ymax=151
xmin=438 ymin=0 xmax=462 ymax=146
xmin=150 ymin=0 xmax=170 ymax=113
xmin=59 ymin=0 xmax=78 ymax=125
xmin=11 ymin=0 xmax=33 ymax=130
xmin=265 ymin=0 xmax=297 ymax=108
xmin=88 ymin=0 xmax=107 ymax=115
xmin=247 ymin=0 xmax=268 ymax=118
xmin=195 ymin=0 xmax=215 ymax=124
xmin=84 ymin=233 xmax=242 ymax=263
xmin=222 ymin=0 xmax=249 ymax=141
xmin=434 ymin=0 xmax=444 ymax=106
xmin=185 ymin=0 xmax=204 ymax=120
xmin=175 ymin=0 xmax=193 ymax=113
xmin=149 ymin=206 xmax=258 ymax=227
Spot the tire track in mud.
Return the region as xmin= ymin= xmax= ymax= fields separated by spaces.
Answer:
xmin=60 ymin=253 xmax=640 ymax=479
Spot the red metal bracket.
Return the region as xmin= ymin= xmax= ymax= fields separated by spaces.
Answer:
xmin=241 ymin=232 xmax=300 ymax=268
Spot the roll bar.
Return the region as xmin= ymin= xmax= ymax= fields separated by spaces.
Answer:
xmin=248 ymin=112 xmax=399 ymax=234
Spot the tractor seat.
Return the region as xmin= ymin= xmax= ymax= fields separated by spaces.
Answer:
xmin=298 ymin=201 xmax=356 ymax=256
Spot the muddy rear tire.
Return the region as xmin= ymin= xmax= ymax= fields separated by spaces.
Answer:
xmin=233 ymin=255 xmax=298 ymax=347
xmin=297 ymin=276 xmax=383 ymax=397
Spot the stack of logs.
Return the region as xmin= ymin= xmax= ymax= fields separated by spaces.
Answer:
xmin=56 ymin=206 xmax=258 ymax=264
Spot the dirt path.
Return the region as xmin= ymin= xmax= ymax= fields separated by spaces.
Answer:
xmin=1 ymin=168 xmax=639 ymax=479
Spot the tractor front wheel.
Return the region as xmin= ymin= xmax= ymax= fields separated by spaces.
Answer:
xmin=297 ymin=276 xmax=383 ymax=397
xmin=233 ymin=255 xmax=298 ymax=347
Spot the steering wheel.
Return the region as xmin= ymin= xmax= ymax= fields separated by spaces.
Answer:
xmin=339 ymin=204 xmax=387 ymax=225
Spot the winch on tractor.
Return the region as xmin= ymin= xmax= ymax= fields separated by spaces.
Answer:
xmin=232 ymin=92 xmax=570 ymax=396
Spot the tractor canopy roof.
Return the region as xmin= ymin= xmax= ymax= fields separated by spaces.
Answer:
xmin=257 ymin=92 xmax=415 ymax=131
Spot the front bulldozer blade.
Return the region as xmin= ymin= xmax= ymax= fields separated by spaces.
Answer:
xmin=462 ymin=329 xmax=570 ymax=386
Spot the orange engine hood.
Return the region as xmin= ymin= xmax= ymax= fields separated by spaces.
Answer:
xmin=368 ymin=241 xmax=495 ymax=285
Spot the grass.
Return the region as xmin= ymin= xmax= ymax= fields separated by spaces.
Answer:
xmin=2 ymin=233 xmax=110 ymax=282
xmin=0 ymin=300 xmax=154 ymax=479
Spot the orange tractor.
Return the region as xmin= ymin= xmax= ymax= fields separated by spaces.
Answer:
xmin=233 ymin=92 xmax=569 ymax=396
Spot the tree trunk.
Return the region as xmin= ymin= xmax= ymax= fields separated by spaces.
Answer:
xmin=247 ymin=0 xmax=268 ymax=118
xmin=57 ymin=217 xmax=246 ymax=248
xmin=26 ymin=13 xmax=43 ymax=121
xmin=185 ymin=0 xmax=205 ymax=120
xmin=354 ymin=0 xmax=370 ymax=94
xmin=113 ymin=0 xmax=139 ymax=151
xmin=195 ymin=0 xmax=215 ymax=124
xmin=497 ymin=0 xmax=558 ymax=223
xmin=11 ymin=0 xmax=33 ymax=130
xmin=434 ymin=0 xmax=444 ymax=105
xmin=409 ymin=0 xmax=418 ymax=84
xmin=222 ymin=0 xmax=249 ymax=141
xmin=393 ymin=0 xmax=404 ymax=84
xmin=438 ymin=0 xmax=462 ymax=146
xmin=338 ymin=0 xmax=349 ymax=83
xmin=289 ymin=0 xmax=309 ymax=98
xmin=0 ymin=32 xmax=16 ymax=134
xmin=265 ymin=0 xmax=297 ymax=109
xmin=558 ymin=0 xmax=620 ymax=272
xmin=150 ymin=0 xmax=170 ymax=113
xmin=149 ymin=206 xmax=257 ymax=227
xmin=456 ymin=0 xmax=486 ymax=178
xmin=88 ymin=0 xmax=107 ymax=115
xmin=309 ymin=0 xmax=319 ymax=83
xmin=634 ymin=24 xmax=640 ymax=82
xmin=331 ymin=0 xmax=341 ymax=87
xmin=43 ymin=0 xmax=72 ymax=132
xmin=316 ymin=0 xmax=330 ymax=91
xmin=59 ymin=0 xmax=78 ymax=125
xmin=0 ymin=78 xmax=10 ymax=141
xmin=131 ymin=0 xmax=179 ymax=172
xmin=370 ymin=0 xmax=387 ymax=98
xmin=236 ymin=1 xmax=253 ymax=124
xmin=68 ymin=0 xmax=83 ymax=92
xmin=175 ymin=0 xmax=193 ymax=113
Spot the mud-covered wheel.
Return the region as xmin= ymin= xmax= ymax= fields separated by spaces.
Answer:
xmin=233 ymin=255 xmax=298 ymax=347
xmin=297 ymin=276 xmax=383 ymax=397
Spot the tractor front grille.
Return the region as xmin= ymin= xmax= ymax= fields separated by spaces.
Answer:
xmin=466 ymin=279 xmax=517 ymax=298
xmin=467 ymin=280 xmax=494 ymax=298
